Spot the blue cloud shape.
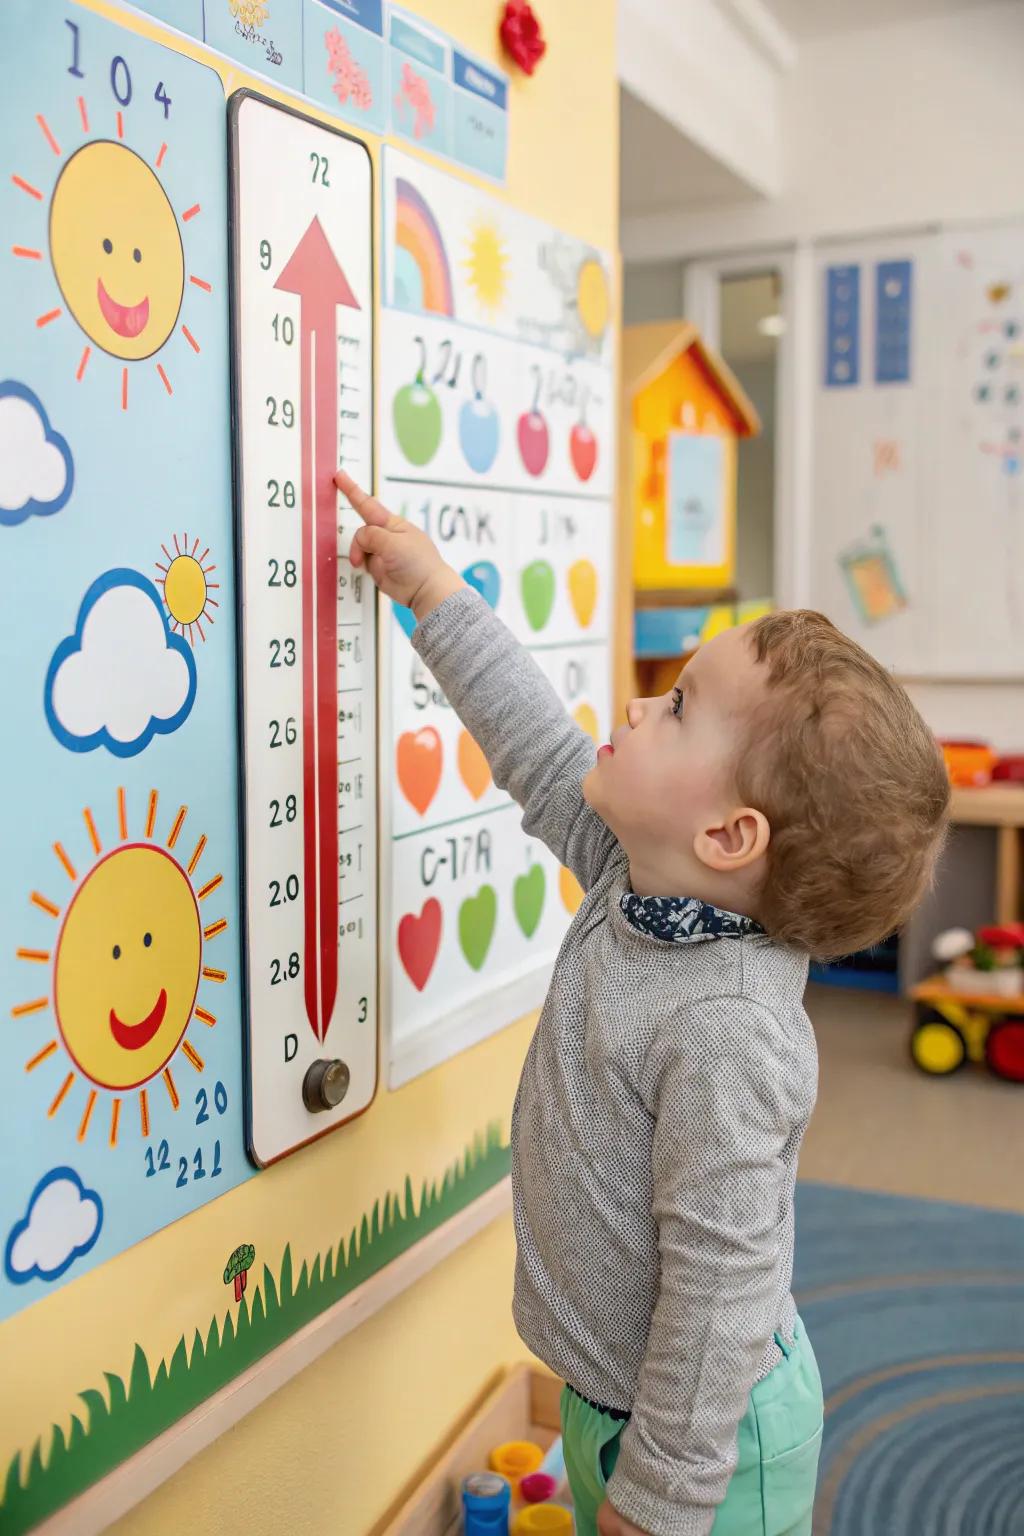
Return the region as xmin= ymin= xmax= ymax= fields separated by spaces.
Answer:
xmin=5 ymin=1167 xmax=103 ymax=1285
xmin=44 ymin=569 xmax=197 ymax=758
xmin=0 ymin=380 xmax=74 ymax=527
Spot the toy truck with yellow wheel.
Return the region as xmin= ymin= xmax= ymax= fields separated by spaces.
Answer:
xmin=910 ymin=925 xmax=1024 ymax=1081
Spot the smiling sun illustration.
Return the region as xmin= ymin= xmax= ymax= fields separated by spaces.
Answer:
xmin=13 ymin=789 xmax=227 ymax=1145
xmin=12 ymin=101 xmax=208 ymax=406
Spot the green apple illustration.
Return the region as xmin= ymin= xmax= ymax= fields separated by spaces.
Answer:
xmin=513 ymin=865 xmax=546 ymax=938
xmin=520 ymin=559 xmax=556 ymax=632
xmin=393 ymin=338 xmax=442 ymax=467
xmin=458 ymin=884 xmax=497 ymax=971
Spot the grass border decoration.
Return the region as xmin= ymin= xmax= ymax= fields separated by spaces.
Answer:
xmin=1 ymin=1125 xmax=509 ymax=1534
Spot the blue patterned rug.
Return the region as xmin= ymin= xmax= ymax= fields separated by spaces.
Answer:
xmin=794 ymin=1184 xmax=1024 ymax=1534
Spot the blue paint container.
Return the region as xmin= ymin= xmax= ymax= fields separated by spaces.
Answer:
xmin=462 ymin=1471 xmax=511 ymax=1534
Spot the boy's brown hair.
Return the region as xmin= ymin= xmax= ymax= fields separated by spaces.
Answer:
xmin=739 ymin=610 xmax=950 ymax=961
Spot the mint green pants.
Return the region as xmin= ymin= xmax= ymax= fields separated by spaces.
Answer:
xmin=561 ymin=1322 xmax=823 ymax=1536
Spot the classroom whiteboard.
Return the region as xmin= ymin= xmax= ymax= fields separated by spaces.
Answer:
xmin=810 ymin=223 xmax=1024 ymax=678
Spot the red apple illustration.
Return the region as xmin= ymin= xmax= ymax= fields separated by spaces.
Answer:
xmin=570 ymin=386 xmax=598 ymax=481
xmin=517 ymin=365 xmax=550 ymax=477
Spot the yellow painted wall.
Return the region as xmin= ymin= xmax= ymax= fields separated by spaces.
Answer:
xmin=0 ymin=1 xmax=619 ymax=1532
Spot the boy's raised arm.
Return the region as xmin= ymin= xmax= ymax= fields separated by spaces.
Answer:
xmin=336 ymin=472 xmax=617 ymax=890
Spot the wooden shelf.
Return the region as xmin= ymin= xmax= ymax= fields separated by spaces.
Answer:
xmin=950 ymin=785 xmax=1024 ymax=828
xmin=633 ymin=587 xmax=738 ymax=610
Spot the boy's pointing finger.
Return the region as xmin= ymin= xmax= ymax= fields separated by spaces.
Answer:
xmin=334 ymin=469 xmax=390 ymax=528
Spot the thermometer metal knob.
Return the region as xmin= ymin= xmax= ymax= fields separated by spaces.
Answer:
xmin=302 ymin=1058 xmax=350 ymax=1113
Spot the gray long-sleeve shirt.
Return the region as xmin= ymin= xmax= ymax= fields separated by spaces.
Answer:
xmin=413 ymin=589 xmax=817 ymax=1536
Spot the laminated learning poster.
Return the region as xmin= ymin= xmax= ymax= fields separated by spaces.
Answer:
xmin=0 ymin=0 xmax=252 ymax=1322
xmin=380 ymin=148 xmax=616 ymax=1084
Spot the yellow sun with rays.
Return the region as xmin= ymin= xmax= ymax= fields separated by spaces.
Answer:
xmin=11 ymin=95 xmax=210 ymax=409
xmin=576 ymin=257 xmax=610 ymax=342
xmin=157 ymin=534 xmax=218 ymax=645
xmin=464 ymin=220 xmax=509 ymax=315
xmin=13 ymin=789 xmax=227 ymax=1147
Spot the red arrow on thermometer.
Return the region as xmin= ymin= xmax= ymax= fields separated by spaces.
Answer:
xmin=275 ymin=218 xmax=359 ymax=1044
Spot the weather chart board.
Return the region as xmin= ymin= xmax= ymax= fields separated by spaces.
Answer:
xmin=380 ymin=148 xmax=616 ymax=1085
xmin=0 ymin=0 xmax=253 ymax=1320
xmin=229 ymin=95 xmax=378 ymax=1167
xmin=0 ymin=0 xmax=613 ymax=1331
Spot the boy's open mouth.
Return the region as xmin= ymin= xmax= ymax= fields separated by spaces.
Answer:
xmin=597 ymin=743 xmax=614 ymax=761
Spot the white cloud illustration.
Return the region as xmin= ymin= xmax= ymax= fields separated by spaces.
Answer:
xmin=5 ymin=1168 xmax=103 ymax=1284
xmin=45 ymin=570 xmax=197 ymax=758
xmin=0 ymin=382 xmax=74 ymax=525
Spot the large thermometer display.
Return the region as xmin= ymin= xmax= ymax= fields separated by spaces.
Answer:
xmin=229 ymin=92 xmax=377 ymax=1165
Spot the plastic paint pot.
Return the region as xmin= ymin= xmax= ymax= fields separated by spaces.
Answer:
xmin=462 ymin=1471 xmax=511 ymax=1533
xmin=489 ymin=1440 xmax=544 ymax=1493
xmin=519 ymin=1472 xmax=558 ymax=1504
xmin=511 ymin=1505 xmax=574 ymax=1535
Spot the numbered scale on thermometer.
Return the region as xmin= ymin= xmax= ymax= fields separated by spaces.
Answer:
xmin=229 ymin=93 xmax=377 ymax=1165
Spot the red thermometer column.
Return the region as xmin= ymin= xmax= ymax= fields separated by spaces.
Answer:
xmin=275 ymin=220 xmax=358 ymax=1043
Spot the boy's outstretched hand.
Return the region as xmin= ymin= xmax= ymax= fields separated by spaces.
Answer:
xmin=334 ymin=469 xmax=463 ymax=623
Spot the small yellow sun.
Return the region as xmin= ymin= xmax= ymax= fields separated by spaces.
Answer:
xmin=576 ymin=258 xmax=610 ymax=341
xmin=14 ymin=789 xmax=228 ymax=1147
xmin=464 ymin=220 xmax=509 ymax=315
xmin=157 ymin=533 xmax=218 ymax=643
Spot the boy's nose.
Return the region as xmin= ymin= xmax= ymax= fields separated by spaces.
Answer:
xmin=626 ymin=698 xmax=646 ymax=728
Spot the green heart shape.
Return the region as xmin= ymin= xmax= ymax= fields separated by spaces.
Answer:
xmin=513 ymin=865 xmax=546 ymax=938
xmin=458 ymin=884 xmax=497 ymax=971
xmin=520 ymin=560 xmax=556 ymax=632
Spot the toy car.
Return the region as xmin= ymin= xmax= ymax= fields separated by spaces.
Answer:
xmin=909 ymin=975 xmax=1024 ymax=1081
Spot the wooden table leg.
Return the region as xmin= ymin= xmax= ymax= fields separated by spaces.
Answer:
xmin=995 ymin=825 xmax=1022 ymax=924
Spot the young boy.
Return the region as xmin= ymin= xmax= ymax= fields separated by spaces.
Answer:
xmin=336 ymin=471 xmax=950 ymax=1536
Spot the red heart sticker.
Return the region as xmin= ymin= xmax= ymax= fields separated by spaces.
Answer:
xmin=397 ymin=898 xmax=442 ymax=991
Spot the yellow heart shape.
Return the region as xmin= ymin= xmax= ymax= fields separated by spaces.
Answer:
xmin=567 ymin=559 xmax=598 ymax=629
xmin=573 ymin=702 xmax=599 ymax=743
xmin=457 ymin=730 xmax=491 ymax=801
xmin=559 ymin=866 xmax=584 ymax=915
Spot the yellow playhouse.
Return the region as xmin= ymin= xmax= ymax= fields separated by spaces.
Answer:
xmin=625 ymin=320 xmax=760 ymax=594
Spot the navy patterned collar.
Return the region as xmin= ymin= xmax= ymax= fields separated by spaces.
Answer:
xmin=620 ymin=892 xmax=764 ymax=945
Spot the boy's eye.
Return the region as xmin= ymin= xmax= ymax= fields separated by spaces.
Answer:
xmin=670 ymin=687 xmax=684 ymax=718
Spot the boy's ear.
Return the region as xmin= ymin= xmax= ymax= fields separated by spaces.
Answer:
xmin=693 ymin=808 xmax=770 ymax=873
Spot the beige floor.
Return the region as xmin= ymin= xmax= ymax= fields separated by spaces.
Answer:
xmin=800 ymin=984 xmax=1024 ymax=1215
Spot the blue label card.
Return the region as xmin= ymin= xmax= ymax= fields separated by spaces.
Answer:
xmin=453 ymin=50 xmax=508 ymax=111
xmin=303 ymin=0 xmax=387 ymax=133
xmin=452 ymin=49 xmax=508 ymax=179
xmin=825 ymin=264 xmax=860 ymax=388
xmin=389 ymin=12 xmax=451 ymax=158
xmin=666 ymin=433 xmax=726 ymax=568
xmin=875 ymin=259 xmax=913 ymax=385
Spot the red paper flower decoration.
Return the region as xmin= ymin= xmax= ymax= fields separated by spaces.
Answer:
xmin=500 ymin=0 xmax=546 ymax=75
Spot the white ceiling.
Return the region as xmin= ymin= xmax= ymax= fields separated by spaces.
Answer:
xmin=619 ymin=86 xmax=756 ymax=219
xmin=761 ymin=0 xmax=1000 ymax=40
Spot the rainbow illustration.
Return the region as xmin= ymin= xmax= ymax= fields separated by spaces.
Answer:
xmin=393 ymin=178 xmax=455 ymax=317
